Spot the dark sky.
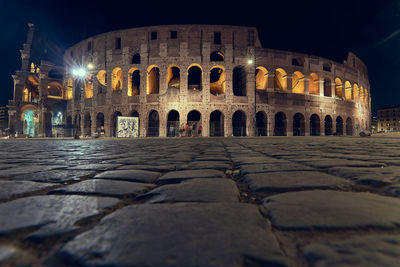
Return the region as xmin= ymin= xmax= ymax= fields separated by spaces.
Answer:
xmin=0 ymin=0 xmax=399 ymax=115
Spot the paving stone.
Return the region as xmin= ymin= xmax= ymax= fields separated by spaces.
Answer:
xmin=302 ymin=234 xmax=400 ymax=266
xmin=141 ymin=178 xmax=239 ymax=203
xmin=263 ymin=190 xmax=400 ymax=230
xmin=0 ymin=165 xmax=67 ymax=178
xmin=186 ymin=161 xmax=232 ymax=171
xmin=117 ymin=164 xmax=177 ymax=172
xmin=67 ymin=163 xmax=122 ymax=171
xmin=240 ymin=162 xmax=314 ymax=175
xmin=304 ymin=159 xmax=386 ymax=169
xmin=0 ymin=195 xmax=118 ymax=239
xmin=232 ymin=156 xmax=287 ymax=165
xmin=94 ymin=169 xmax=161 ymax=183
xmin=0 ymin=180 xmax=57 ymax=200
xmin=326 ymin=166 xmax=400 ymax=186
xmin=156 ymin=169 xmax=224 ymax=183
xmin=51 ymin=179 xmax=155 ymax=197
xmin=9 ymin=170 xmax=95 ymax=183
xmin=59 ymin=203 xmax=287 ymax=266
xmin=242 ymin=171 xmax=349 ymax=192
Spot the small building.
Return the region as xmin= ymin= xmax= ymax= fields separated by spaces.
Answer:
xmin=377 ymin=106 xmax=400 ymax=133
xmin=0 ymin=106 xmax=8 ymax=135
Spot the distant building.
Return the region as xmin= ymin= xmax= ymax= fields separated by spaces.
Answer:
xmin=377 ymin=106 xmax=400 ymax=132
xmin=371 ymin=116 xmax=377 ymax=134
xmin=0 ymin=105 xmax=9 ymax=134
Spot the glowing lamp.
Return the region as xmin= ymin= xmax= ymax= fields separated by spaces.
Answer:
xmin=72 ymin=67 xmax=87 ymax=78
xmin=87 ymin=63 xmax=94 ymax=70
xmin=248 ymin=59 xmax=253 ymax=65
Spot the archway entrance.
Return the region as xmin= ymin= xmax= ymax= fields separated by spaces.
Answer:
xmin=346 ymin=118 xmax=353 ymax=136
xmin=324 ymin=115 xmax=333 ymax=136
xmin=96 ymin=113 xmax=105 ymax=136
xmin=167 ymin=110 xmax=179 ymax=137
xmin=310 ymin=114 xmax=320 ymax=136
xmin=210 ymin=110 xmax=224 ymax=136
xmin=256 ymin=111 xmax=267 ymax=136
xmin=21 ymin=109 xmax=39 ymax=137
xmin=293 ymin=113 xmax=305 ymax=136
xmin=148 ymin=110 xmax=159 ymax=137
xmin=274 ymin=112 xmax=287 ymax=136
xmin=232 ymin=110 xmax=246 ymax=136
xmin=336 ymin=116 xmax=343 ymax=136
xmin=187 ymin=110 xmax=201 ymax=137
xmin=84 ymin=113 xmax=91 ymax=137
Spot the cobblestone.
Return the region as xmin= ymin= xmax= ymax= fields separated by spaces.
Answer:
xmin=1 ymin=136 xmax=400 ymax=266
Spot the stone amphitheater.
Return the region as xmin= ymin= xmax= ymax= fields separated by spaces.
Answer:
xmin=8 ymin=24 xmax=371 ymax=137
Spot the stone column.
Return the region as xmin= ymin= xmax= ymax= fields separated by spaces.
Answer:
xmin=225 ymin=112 xmax=232 ymax=137
xmin=202 ymin=112 xmax=209 ymax=137
xmin=320 ymin=119 xmax=325 ymax=136
xmin=286 ymin=75 xmax=292 ymax=93
xmin=305 ymin=114 xmax=310 ymax=136
xmin=319 ymin=79 xmax=324 ymax=96
xmin=267 ymin=73 xmax=275 ymax=92
xmin=304 ymin=78 xmax=310 ymax=95
xmin=286 ymin=114 xmax=293 ymax=136
xmin=268 ymin=113 xmax=274 ymax=136
xmin=90 ymin=111 xmax=97 ymax=136
xmin=202 ymin=68 xmax=210 ymax=103
xmin=331 ymin=82 xmax=336 ymax=98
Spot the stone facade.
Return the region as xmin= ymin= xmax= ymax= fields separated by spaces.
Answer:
xmin=377 ymin=106 xmax=400 ymax=133
xmin=9 ymin=24 xmax=371 ymax=137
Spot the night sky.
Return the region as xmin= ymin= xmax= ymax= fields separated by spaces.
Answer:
xmin=0 ymin=0 xmax=399 ymax=115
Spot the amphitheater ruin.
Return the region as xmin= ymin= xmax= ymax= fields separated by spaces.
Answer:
xmin=8 ymin=24 xmax=371 ymax=137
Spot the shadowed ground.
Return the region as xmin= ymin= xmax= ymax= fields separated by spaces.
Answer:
xmin=1 ymin=136 xmax=400 ymax=266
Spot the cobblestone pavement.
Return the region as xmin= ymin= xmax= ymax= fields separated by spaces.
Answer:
xmin=1 ymin=136 xmax=400 ymax=266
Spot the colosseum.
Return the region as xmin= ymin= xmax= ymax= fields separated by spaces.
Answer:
xmin=8 ymin=24 xmax=371 ymax=137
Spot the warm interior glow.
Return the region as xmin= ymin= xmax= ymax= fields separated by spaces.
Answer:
xmin=274 ymin=68 xmax=287 ymax=92
xmin=111 ymin=67 xmax=123 ymax=91
xmin=335 ymin=78 xmax=343 ymax=98
xmin=147 ymin=65 xmax=160 ymax=94
xmin=345 ymin=81 xmax=352 ymax=100
xmin=97 ymin=70 xmax=106 ymax=86
xmin=353 ymin=83 xmax=359 ymax=101
xmin=292 ymin=71 xmax=304 ymax=94
xmin=210 ymin=66 xmax=226 ymax=95
xmin=256 ymin=67 xmax=268 ymax=90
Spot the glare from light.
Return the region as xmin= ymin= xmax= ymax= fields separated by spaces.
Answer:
xmin=248 ymin=59 xmax=253 ymax=65
xmin=87 ymin=63 xmax=94 ymax=70
xmin=72 ymin=67 xmax=87 ymax=78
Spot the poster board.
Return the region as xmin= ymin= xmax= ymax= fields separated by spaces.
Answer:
xmin=117 ymin=116 xmax=139 ymax=138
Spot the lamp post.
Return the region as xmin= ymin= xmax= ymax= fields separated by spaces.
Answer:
xmin=71 ymin=66 xmax=90 ymax=138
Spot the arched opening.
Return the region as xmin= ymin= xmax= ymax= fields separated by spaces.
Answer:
xmin=66 ymin=116 xmax=73 ymax=137
xmin=131 ymin=110 xmax=140 ymax=136
xmin=21 ymin=108 xmax=39 ymax=137
xmin=353 ymin=84 xmax=359 ymax=101
xmin=256 ymin=111 xmax=267 ymax=136
xmin=324 ymin=78 xmax=331 ymax=97
xmin=310 ymin=114 xmax=320 ymax=136
xmin=210 ymin=110 xmax=224 ymax=136
xmin=111 ymin=111 xmax=122 ymax=137
xmin=335 ymin=78 xmax=343 ymax=98
xmin=131 ymin=53 xmax=141 ymax=64
xmin=97 ymin=70 xmax=107 ymax=86
xmin=324 ymin=115 xmax=333 ymax=136
xmin=167 ymin=66 xmax=180 ymax=89
xmin=111 ymin=68 xmax=123 ymax=91
xmin=96 ymin=113 xmax=105 ymax=136
xmin=345 ymin=81 xmax=352 ymax=100
xmin=309 ymin=73 xmax=319 ymax=95
xmin=73 ymin=114 xmax=81 ymax=137
xmin=167 ymin=110 xmax=180 ymax=137
xmin=323 ymin=63 xmax=331 ymax=72
xmin=147 ymin=66 xmax=160 ymax=94
xmin=232 ymin=110 xmax=246 ymax=136
xmin=66 ymin=78 xmax=73 ymax=99
xmin=346 ymin=117 xmax=353 ymax=136
xmin=360 ymin=87 xmax=364 ymax=104
xmin=128 ymin=69 xmax=140 ymax=96
xmin=84 ymin=112 xmax=91 ymax=137
xmin=274 ymin=68 xmax=287 ymax=92
xmin=274 ymin=112 xmax=287 ymax=136
xmin=188 ymin=65 xmax=202 ymax=90
xmin=210 ymin=66 xmax=225 ymax=95
xmin=255 ymin=67 xmax=268 ymax=90
xmin=336 ymin=116 xmax=344 ymax=136
xmin=84 ymin=75 xmax=93 ymax=98
xmin=147 ymin=110 xmax=159 ymax=137
xmin=187 ymin=110 xmax=202 ymax=136
xmin=210 ymin=51 xmax=224 ymax=62
xmin=23 ymin=76 xmax=39 ymax=102
xmin=47 ymin=81 xmax=63 ymax=98
xmin=292 ymin=58 xmax=303 ymax=66
xmin=292 ymin=71 xmax=305 ymax=94
xmin=293 ymin=113 xmax=305 ymax=136
xmin=232 ymin=66 xmax=247 ymax=96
